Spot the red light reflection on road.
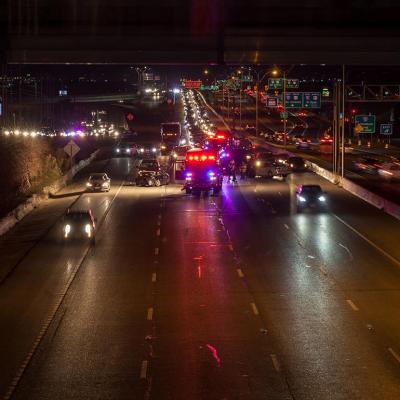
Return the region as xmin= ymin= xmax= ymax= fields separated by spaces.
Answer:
xmin=206 ymin=344 xmax=221 ymax=367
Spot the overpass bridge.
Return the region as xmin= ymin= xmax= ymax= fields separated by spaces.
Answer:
xmin=1 ymin=1 xmax=400 ymax=65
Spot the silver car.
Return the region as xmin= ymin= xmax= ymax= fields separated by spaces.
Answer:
xmin=86 ymin=173 xmax=111 ymax=192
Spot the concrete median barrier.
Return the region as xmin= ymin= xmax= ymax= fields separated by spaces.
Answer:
xmin=306 ymin=160 xmax=400 ymax=222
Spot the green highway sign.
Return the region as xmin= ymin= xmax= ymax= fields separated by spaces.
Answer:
xmin=200 ymin=84 xmax=219 ymax=91
xmin=355 ymin=115 xmax=376 ymax=134
xmin=286 ymin=79 xmax=299 ymax=89
xmin=280 ymin=111 xmax=289 ymax=119
xmin=285 ymin=92 xmax=303 ymax=108
xmin=303 ymin=92 xmax=321 ymax=108
xmin=241 ymin=75 xmax=253 ymax=82
xmin=268 ymin=78 xmax=283 ymax=90
xmin=380 ymin=123 xmax=393 ymax=135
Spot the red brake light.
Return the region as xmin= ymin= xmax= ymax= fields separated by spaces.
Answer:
xmin=208 ymin=155 xmax=215 ymax=160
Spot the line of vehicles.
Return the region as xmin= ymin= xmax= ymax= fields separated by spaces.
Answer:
xmin=60 ymin=89 xmax=329 ymax=243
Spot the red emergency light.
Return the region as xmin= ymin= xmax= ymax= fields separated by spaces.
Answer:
xmin=186 ymin=149 xmax=217 ymax=163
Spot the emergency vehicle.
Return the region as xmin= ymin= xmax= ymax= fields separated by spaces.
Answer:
xmin=183 ymin=148 xmax=223 ymax=195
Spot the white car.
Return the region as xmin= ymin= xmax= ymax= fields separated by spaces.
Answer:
xmin=377 ymin=162 xmax=400 ymax=181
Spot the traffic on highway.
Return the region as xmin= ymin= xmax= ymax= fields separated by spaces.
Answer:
xmin=2 ymin=62 xmax=400 ymax=400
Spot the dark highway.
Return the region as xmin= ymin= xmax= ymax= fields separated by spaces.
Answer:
xmin=2 ymin=98 xmax=400 ymax=400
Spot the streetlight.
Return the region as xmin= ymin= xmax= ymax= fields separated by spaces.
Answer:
xmin=248 ymin=67 xmax=279 ymax=136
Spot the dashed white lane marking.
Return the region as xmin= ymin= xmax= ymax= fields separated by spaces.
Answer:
xmin=388 ymin=348 xmax=400 ymax=363
xmin=156 ymin=228 xmax=161 ymax=236
xmin=283 ymin=224 xmax=290 ymax=230
xmin=237 ymin=268 xmax=244 ymax=278
xmin=152 ymin=273 xmax=157 ymax=283
xmin=157 ymin=220 xmax=161 ymax=226
xmin=140 ymin=360 xmax=149 ymax=379
xmin=270 ymin=354 xmax=281 ymax=372
xmin=147 ymin=307 xmax=154 ymax=321
xmin=228 ymin=244 xmax=234 ymax=252
xmin=158 ymin=213 xmax=162 ymax=220
xmin=250 ymin=302 xmax=259 ymax=315
xmin=154 ymin=247 xmax=159 ymax=256
xmin=339 ymin=243 xmax=354 ymax=261
xmin=307 ymin=255 xmax=315 ymax=259
xmin=346 ymin=299 xmax=359 ymax=311
xmin=334 ymin=214 xmax=400 ymax=268
xmin=319 ymin=266 xmax=328 ymax=275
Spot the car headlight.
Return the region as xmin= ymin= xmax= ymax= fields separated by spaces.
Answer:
xmin=246 ymin=155 xmax=251 ymax=160
xmin=290 ymin=163 xmax=294 ymax=168
xmin=256 ymin=161 xmax=261 ymax=167
xmin=318 ymin=195 xmax=326 ymax=202
xmin=152 ymin=148 xmax=157 ymax=152
xmin=64 ymin=224 xmax=71 ymax=237
xmin=140 ymin=148 xmax=144 ymax=153
xmin=86 ymin=182 xmax=92 ymax=187
xmin=85 ymin=223 xmax=92 ymax=237
xmin=126 ymin=148 xmax=131 ymax=153
xmin=298 ymin=196 xmax=307 ymax=202
xmin=172 ymin=153 xmax=178 ymax=158
xmin=116 ymin=148 xmax=120 ymax=153
xmin=102 ymin=182 xmax=109 ymax=187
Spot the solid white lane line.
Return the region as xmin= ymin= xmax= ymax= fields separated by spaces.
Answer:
xmin=250 ymin=302 xmax=259 ymax=315
xmin=157 ymin=220 xmax=161 ymax=226
xmin=147 ymin=307 xmax=154 ymax=321
xmin=334 ymin=214 xmax=400 ymax=268
xmin=154 ymin=247 xmax=159 ymax=256
xmin=388 ymin=348 xmax=400 ymax=363
xmin=156 ymin=228 xmax=160 ymax=237
xmin=158 ymin=213 xmax=162 ymax=220
xmin=346 ymin=299 xmax=359 ymax=311
xmin=229 ymin=244 xmax=234 ymax=252
xmin=270 ymin=354 xmax=281 ymax=372
xmin=284 ymin=224 xmax=290 ymax=230
xmin=152 ymin=273 xmax=157 ymax=283
xmin=237 ymin=268 xmax=245 ymax=278
xmin=140 ymin=360 xmax=148 ymax=379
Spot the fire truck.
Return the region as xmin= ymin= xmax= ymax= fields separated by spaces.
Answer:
xmin=183 ymin=148 xmax=223 ymax=195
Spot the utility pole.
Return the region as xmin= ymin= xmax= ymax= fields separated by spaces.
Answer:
xmin=283 ymin=70 xmax=287 ymax=148
xmin=341 ymin=65 xmax=345 ymax=179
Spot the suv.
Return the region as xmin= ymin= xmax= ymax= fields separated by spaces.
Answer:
xmin=62 ymin=209 xmax=96 ymax=244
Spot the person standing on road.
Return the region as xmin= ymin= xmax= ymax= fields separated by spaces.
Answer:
xmin=228 ymin=159 xmax=237 ymax=182
xmin=239 ymin=161 xmax=247 ymax=180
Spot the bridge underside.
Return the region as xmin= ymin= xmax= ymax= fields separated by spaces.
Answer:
xmin=3 ymin=1 xmax=400 ymax=65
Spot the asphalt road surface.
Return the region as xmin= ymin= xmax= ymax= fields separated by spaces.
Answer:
xmin=2 ymin=97 xmax=400 ymax=399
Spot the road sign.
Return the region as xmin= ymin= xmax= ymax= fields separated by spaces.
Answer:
xmin=355 ymin=115 xmax=376 ymax=133
xmin=266 ymin=97 xmax=278 ymax=107
xmin=286 ymin=79 xmax=299 ymax=89
xmin=126 ymin=112 xmax=135 ymax=121
xmin=64 ymin=140 xmax=80 ymax=158
xmin=183 ymin=80 xmax=202 ymax=89
xmin=354 ymin=124 xmax=364 ymax=134
xmin=268 ymin=78 xmax=283 ymax=90
xmin=285 ymin=92 xmax=303 ymax=108
xmin=280 ymin=111 xmax=289 ymax=119
xmin=380 ymin=123 xmax=393 ymax=135
xmin=241 ymin=75 xmax=253 ymax=82
xmin=303 ymin=92 xmax=321 ymax=108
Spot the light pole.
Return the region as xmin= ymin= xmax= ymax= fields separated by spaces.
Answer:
xmin=247 ymin=67 xmax=278 ymax=136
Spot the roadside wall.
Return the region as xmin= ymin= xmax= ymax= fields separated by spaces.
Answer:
xmin=0 ymin=150 xmax=99 ymax=236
